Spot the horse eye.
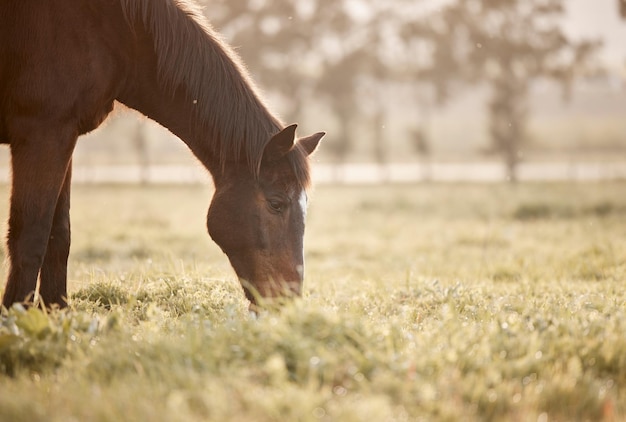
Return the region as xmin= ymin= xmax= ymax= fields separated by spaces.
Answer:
xmin=268 ymin=199 xmax=284 ymax=213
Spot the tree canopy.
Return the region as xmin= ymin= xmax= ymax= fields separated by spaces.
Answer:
xmin=201 ymin=0 xmax=600 ymax=180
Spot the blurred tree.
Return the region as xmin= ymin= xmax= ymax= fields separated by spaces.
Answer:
xmin=620 ymin=0 xmax=626 ymax=18
xmin=290 ymin=0 xmax=394 ymax=171
xmin=133 ymin=120 xmax=151 ymax=184
xmin=171 ymin=0 xmax=601 ymax=181
xmin=411 ymin=125 xmax=432 ymax=181
xmin=400 ymin=6 xmax=463 ymax=179
xmin=407 ymin=0 xmax=598 ymax=182
xmin=208 ymin=0 xmax=318 ymax=125
xmin=206 ymin=0 xmax=406 ymax=173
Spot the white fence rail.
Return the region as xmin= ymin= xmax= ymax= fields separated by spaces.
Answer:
xmin=0 ymin=161 xmax=624 ymax=184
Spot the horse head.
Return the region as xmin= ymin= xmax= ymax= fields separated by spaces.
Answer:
xmin=207 ymin=124 xmax=324 ymax=305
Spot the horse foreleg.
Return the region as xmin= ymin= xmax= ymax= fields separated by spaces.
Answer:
xmin=39 ymin=162 xmax=72 ymax=308
xmin=2 ymin=133 xmax=76 ymax=309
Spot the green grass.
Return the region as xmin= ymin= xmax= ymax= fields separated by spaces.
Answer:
xmin=1 ymin=182 xmax=625 ymax=421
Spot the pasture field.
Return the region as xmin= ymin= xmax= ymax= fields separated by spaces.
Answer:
xmin=0 ymin=182 xmax=625 ymax=421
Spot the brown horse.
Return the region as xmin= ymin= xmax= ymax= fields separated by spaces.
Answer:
xmin=0 ymin=0 xmax=324 ymax=308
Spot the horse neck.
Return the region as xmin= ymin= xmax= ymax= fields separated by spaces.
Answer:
xmin=117 ymin=9 xmax=282 ymax=177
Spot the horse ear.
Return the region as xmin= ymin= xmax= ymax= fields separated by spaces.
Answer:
xmin=298 ymin=132 xmax=325 ymax=156
xmin=264 ymin=124 xmax=297 ymax=161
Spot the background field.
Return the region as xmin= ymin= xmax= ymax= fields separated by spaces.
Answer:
xmin=0 ymin=182 xmax=625 ymax=421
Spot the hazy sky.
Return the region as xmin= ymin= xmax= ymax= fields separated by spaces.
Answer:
xmin=564 ymin=0 xmax=626 ymax=70
xmin=411 ymin=0 xmax=626 ymax=70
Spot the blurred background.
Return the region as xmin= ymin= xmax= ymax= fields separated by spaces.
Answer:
xmin=6 ymin=0 xmax=626 ymax=184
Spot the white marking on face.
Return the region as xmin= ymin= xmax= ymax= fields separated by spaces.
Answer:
xmin=298 ymin=190 xmax=308 ymax=219
xmin=297 ymin=191 xmax=308 ymax=279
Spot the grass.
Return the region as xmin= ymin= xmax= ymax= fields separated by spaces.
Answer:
xmin=0 ymin=182 xmax=625 ymax=421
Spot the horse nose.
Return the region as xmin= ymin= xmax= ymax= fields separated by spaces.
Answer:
xmin=286 ymin=280 xmax=302 ymax=296
xmin=284 ymin=265 xmax=304 ymax=296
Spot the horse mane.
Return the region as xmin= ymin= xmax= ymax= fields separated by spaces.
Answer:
xmin=119 ymin=0 xmax=311 ymax=189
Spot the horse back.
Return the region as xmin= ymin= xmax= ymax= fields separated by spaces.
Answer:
xmin=0 ymin=0 xmax=132 ymax=142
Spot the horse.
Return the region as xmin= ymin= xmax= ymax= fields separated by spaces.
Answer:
xmin=0 ymin=0 xmax=324 ymax=309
